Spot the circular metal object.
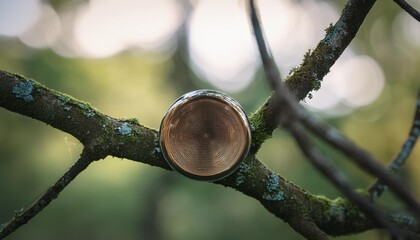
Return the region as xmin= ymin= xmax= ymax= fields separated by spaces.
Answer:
xmin=159 ymin=90 xmax=251 ymax=181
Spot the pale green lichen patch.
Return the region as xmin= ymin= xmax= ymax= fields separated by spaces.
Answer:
xmin=57 ymin=94 xmax=96 ymax=117
xmin=153 ymin=133 xmax=159 ymax=145
xmin=152 ymin=133 xmax=161 ymax=154
xmin=12 ymin=81 xmax=34 ymax=102
xmin=153 ymin=146 xmax=162 ymax=154
xmin=57 ymin=95 xmax=71 ymax=105
xmin=262 ymin=173 xmax=285 ymax=201
xmin=266 ymin=173 xmax=279 ymax=191
xmin=325 ymin=203 xmax=345 ymax=222
xmin=77 ymin=102 xmax=95 ymax=117
xmin=392 ymin=214 xmax=417 ymax=228
xmin=84 ymin=110 xmax=95 ymax=117
xmin=312 ymin=72 xmax=321 ymax=90
xmin=322 ymin=20 xmax=345 ymax=45
xmin=13 ymin=207 xmax=25 ymax=217
xmin=118 ymin=123 xmax=132 ymax=135
xmin=250 ymin=123 xmax=256 ymax=132
xmin=235 ymin=161 xmax=252 ymax=186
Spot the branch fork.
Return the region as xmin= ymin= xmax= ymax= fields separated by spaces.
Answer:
xmin=1 ymin=0 xmax=420 ymax=238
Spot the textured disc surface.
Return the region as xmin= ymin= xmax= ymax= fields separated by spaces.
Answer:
xmin=160 ymin=97 xmax=249 ymax=178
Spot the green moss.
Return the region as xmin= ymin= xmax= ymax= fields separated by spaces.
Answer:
xmin=36 ymin=88 xmax=46 ymax=94
xmin=285 ymin=41 xmax=336 ymax=101
xmin=288 ymin=67 xmax=298 ymax=76
xmin=57 ymin=94 xmax=71 ymax=105
xmin=309 ymin=195 xmax=360 ymax=235
xmin=355 ymin=188 xmax=369 ymax=197
xmin=113 ymin=122 xmax=146 ymax=145
xmin=324 ymin=23 xmax=334 ymax=35
xmin=249 ymin=107 xmax=272 ymax=149
xmin=314 ymin=195 xmax=364 ymax=228
xmin=322 ymin=19 xmax=345 ymax=45
xmin=56 ymin=93 xmax=97 ymax=117
xmin=113 ymin=118 xmax=143 ymax=142
xmin=101 ymin=121 xmax=114 ymax=136
xmin=76 ymin=102 xmax=95 ymax=117
xmin=123 ymin=118 xmax=140 ymax=125
xmin=325 ymin=201 xmax=345 ymax=222
xmin=303 ymin=49 xmax=312 ymax=60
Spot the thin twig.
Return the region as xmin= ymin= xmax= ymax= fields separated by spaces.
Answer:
xmin=393 ymin=0 xmax=420 ymax=22
xmin=247 ymin=0 xmax=420 ymax=236
xmin=369 ymin=90 xmax=420 ymax=200
xmin=247 ymin=0 xmax=297 ymax=122
xmin=248 ymin=0 xmax=400 ymax=235
xmin=248 ymin=0 xmax=420 ymax=219
xmin=248 ymin=0 xmax=281 ymax=91
xmin=288 ymin=123 xmax=400 ymax=238
xmin=297 ymin=104 xmax=420 ymax=217
xmin=249 ymin=0 xmax=379 ymax=147
xmin=0 ymin=152 xmax=96 ymax=239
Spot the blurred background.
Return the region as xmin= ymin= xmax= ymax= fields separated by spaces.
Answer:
xmin=0 ymin=0 xmax=419 ymax=239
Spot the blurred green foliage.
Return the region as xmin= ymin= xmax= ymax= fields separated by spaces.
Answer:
xmin=0 ymin=1 xmax=419 ymax=239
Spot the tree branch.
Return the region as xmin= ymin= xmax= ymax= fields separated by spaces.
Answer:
xmin=0 ymin=71 xmax=169 ymax=170
xmin=247 ymin=0 xmax=418 ymax=236
xmin=248 ymin=0 xmax=420 ymax=219
xmin=0 ymin=150 xmax=98 ymax=239
xmin=297 ymin=104 xmax=420 ymax=217
xmin=393 ymin=0 xmax=420 ymax=22
xmin=1 ymin=71 xmax=419 ymax=237
xmin=288 ymin=123 xmax=399 ymax=237
xmin=250 ymin=0 xmax=379 ymax=147
xmin=369 ymin=89 xmax=420 ymax=199
xmin=3 ymin=0 xmax=416 ymax=238
xmin=0 ymin=0 xmax=419 ymax=238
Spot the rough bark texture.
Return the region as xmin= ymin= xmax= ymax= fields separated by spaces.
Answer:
xmin=1 ymin=0 xmax=420 ymax=238
xmin=1 ymin=71 xmax=419 ymax=238
xmin=251 ymin=0 xmax=378 ymax=145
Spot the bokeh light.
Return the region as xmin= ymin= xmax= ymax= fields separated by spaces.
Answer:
xmin=1 ymin=1 xmax=420 ymax=239
xmin=19 ymin=3 xmax=61 ymax=49
xmin=187 ymin=0 xmax=256 ymax=92
xmin=304 ymin=54 xmax=385 ymax=116
xmin=262 ymin=0 xmax=340 ymax=73
xmin=187 ymin=0 xmax=343 ymax=97
xmin=0 ymin=0 xmax=389 ymax=115
xmin=73 ymin=0 xmax=183 ymax=58
xmin=393 ymin=11 xmax=420 ymax=51
xmin=0 ymin=0 xmax=41 ymax=37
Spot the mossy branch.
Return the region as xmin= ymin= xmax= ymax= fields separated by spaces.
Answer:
xmin=251 ymin=0 xmax=378 ymax=145
xmin=0 ymin=0 xmax=419 ymax=238
xmin=1 ymin=71 xmax=419 ymax=238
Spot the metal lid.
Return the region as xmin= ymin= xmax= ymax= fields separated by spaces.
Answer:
xmin=159 ymin=90 xmax=251 ymax=181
